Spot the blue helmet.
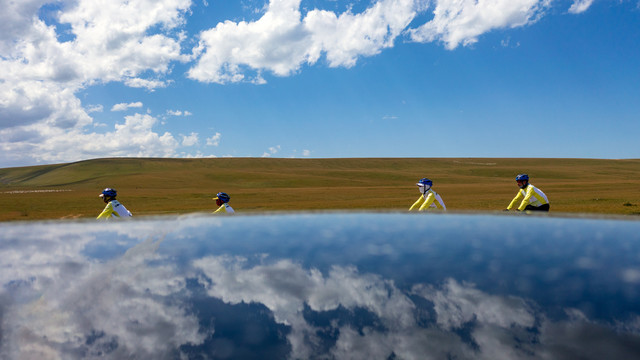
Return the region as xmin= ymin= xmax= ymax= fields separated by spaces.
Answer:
xmin=99 ymin=188 xmax=117 ymax=198
xmin=214 ymin=192 xmax=230 ymax=203
xmin=417 ymin=178 xmax=433 ymax=187
xmin=515 ymin=174 xmax=529 ymax=181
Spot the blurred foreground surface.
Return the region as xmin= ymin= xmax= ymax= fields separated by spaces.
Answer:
xmin=1 ymin=212 xmax=640 ymax=359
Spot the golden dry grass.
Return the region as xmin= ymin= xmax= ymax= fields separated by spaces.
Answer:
xmin=1 ymin=157 xmax=639 ymax=221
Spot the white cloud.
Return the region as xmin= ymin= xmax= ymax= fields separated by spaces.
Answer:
xmin=104 ymin=113 xmax=179 ymax=156
xmin=192 ymin=255 xmax=640 ymax=360
xmin=0 ymin=0 xmax=599 ymax=166
xmin=0 ymin=229 xmax=206 ymax=359
xmin=186 ymin=0 xmax=553 ymax=83
xmin=262 ymin=145 xmax=281 ymax=157
xmin=167 ymin=109 xmax=193 ymax=116
xmin=180 ymin=151 xmax=217 ymax=158
xmin=0 ymin=80 xmax=90 ymax=130
xmin=125 ymin=77 xmax=171 ymax=90
xmin=3 ymin=219 xmax=640 ymax=359
xmin=111 ymin=102 xmax=143 ymax=111
xmin=302 ymin=149 xmax=311 ymax=156
xmin=408 ymin=0 xmax=550 ymax=50
xmin=413 ymin=279 xmax=535 ymax=330
xmin=0 ymin=0 xmax=193 ymax=166
xmin=500 ymin=36 xmax=520 ymax=48
xmin=568 ymin=0 xmax=594 ymax=14
xmin=206 ymin=132 xmax=221 ymax=146
xmin=193 ymin=257 xmax=417 ymax=358
xmin=56 ymin=0 xmax=192 ymax=80
xmin=86 ymin=104 xmax=104 ymax=113
xmin=0 ymin=112 xmax=181 ymax=165
xmin=181 ymin=132 xmax=199 ymax=146
xmin=0 ymin=0 xmax=191 ymax=86
xmin=187 ymin=0 xmax=417 ymax=83
xmin=305 ymin=0 xmax=417 ymax=67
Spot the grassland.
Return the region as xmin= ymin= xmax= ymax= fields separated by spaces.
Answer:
xmin=1 ymin=157 xmax=639 ymax=221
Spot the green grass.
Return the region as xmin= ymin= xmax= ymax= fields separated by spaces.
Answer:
xmin=1 ymin=157 xmax=639 ymax=221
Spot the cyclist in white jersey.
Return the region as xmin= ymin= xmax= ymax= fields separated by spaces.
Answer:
xmin=213 ymin=192 xmax=235 ymax=214
xmin=409 ymin=178 xmax=446 ymax=211
xmin=97 ymin=188 xmax=132 ymax=219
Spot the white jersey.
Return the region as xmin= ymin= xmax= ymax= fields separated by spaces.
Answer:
xmin=213 ymin=203 xmax=235 ymax=214
xmin=431 ymin=191 xmax=446 ymax=211
xmin=97 ymin=200 xmax=132 ymax=219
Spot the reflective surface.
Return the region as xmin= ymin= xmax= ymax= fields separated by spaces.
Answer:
xmin=2 ymin=212 xmax=640 ymax=359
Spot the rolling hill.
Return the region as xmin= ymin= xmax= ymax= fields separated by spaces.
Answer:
xmin=1 ymin=157 xmax=639 ymax=220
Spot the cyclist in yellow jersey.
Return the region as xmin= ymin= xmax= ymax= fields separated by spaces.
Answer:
xmin=505 ymin=174 xmax=550 ymax=212
xmin=213 ymin=192 xmax=235 ymax=214
xmin=97 ymin=188 xmax=132 ymax=219
xmin=409 ymin=178 xmax=446 ymax=211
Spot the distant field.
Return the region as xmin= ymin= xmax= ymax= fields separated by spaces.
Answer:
xmin=1 ymin=157 xmax=639 ymax=221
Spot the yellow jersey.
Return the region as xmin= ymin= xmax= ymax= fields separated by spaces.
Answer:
xmin=409 ymin=189 xmax=446 ymax=211
xmin=507 ymin=184 xmax=549 ymax=211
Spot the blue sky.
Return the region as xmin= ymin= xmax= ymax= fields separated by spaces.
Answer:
xmin=1 ymin=0 xmax=639 ymax=167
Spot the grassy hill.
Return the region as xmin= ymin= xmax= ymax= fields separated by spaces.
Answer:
xmin=1 ymin=157 xmax=639 ymax=221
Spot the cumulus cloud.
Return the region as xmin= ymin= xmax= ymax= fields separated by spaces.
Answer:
xmin=56 ymin=0 xmax=192 ymax=80
xmin=181 ymin=132 xmax=199 ymax=146
xmin=206 ymin=132 xmax=221 ymax=146
xmin=262 ymin=145 xmax=281 ymax=157
xmin=408 ymin=0 xmax=550 ymax=49
xmin=187 ymin=0 xmax=417 ymax=83
xmin=0 ymin=0 xmax=594 ymax=165
xmin=304 ymin=0 xmax=417 ymax=67
xmin=186 ymin=0 xmax=556 ymax=83
xmin=1 ymin=0 xmax=191 ymax=86
xmin=111 ymin=102 xmax=143 ymax=111
xmin=1 ymin=112 xmax=181 ymax=165
xmin=124 ymin=77 xmax=171 ymax=90
xmin=0 ymin=0 xmax=192 ymax=166
xmin=568 ymin=0 xmax=595 ymax=14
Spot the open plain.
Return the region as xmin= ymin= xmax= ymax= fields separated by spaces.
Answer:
xmin=1 ymin=157 xmax=639 ymax=221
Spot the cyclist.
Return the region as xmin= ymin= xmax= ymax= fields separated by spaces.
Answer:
xmin=213 ymin=192 xmax=235 ymax=214
xmin=505 ymin=174 xmax=550 ymax=212
xmin=409 ymin=178 xmax=446 ymax=211
xmin=97 ymin=188 xmax=132 ymax=219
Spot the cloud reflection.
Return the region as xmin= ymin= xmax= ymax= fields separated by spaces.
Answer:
xmin=193 ymin=255 xmax=640 ymax=359
xmin=1 ymin=215 xmax=640 ymax=359
xmin=1 ymin=234 xmax=205 ymax=360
